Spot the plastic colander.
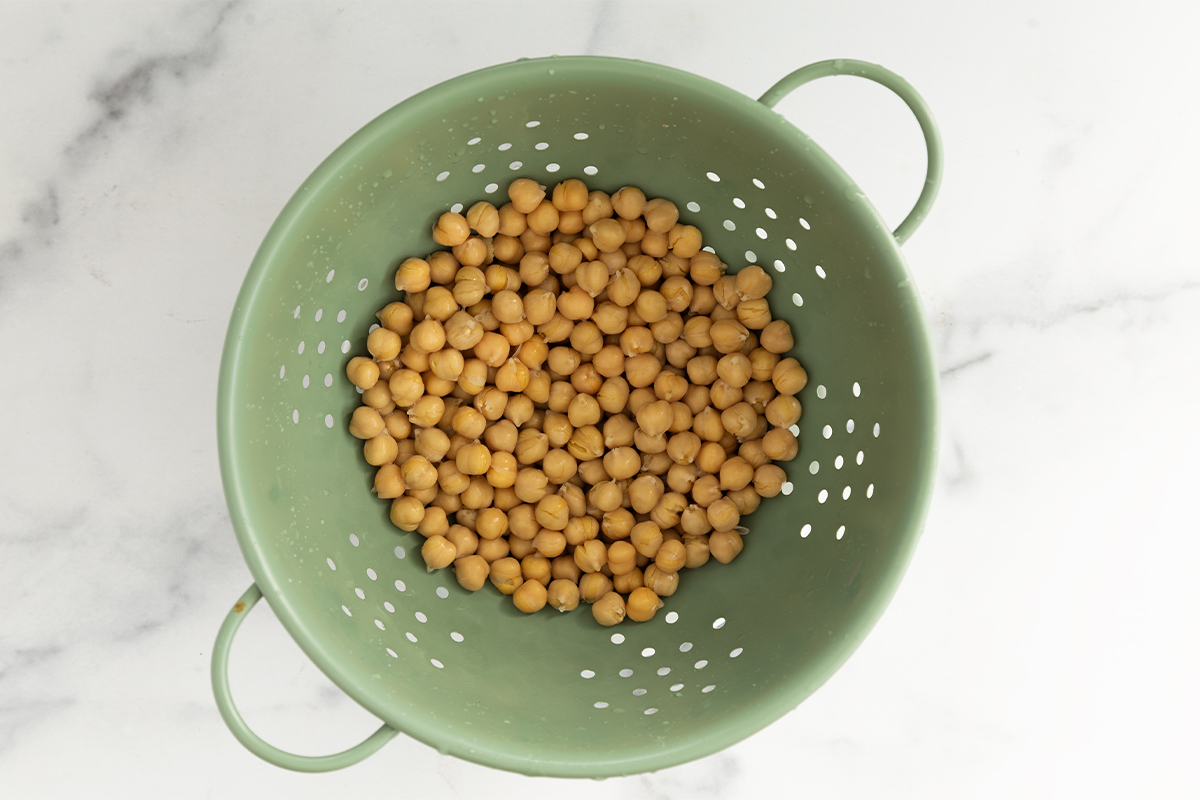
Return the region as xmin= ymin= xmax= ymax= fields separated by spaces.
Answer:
xmin=211 ymin=56 xmax=943 ymax=776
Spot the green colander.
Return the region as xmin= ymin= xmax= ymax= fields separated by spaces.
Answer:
xmin=211 ymin=56 xmax=942 ymax=776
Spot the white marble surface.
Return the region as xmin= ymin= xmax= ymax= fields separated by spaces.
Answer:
xmin=2 ymin=1 xmax=1198 ymax=797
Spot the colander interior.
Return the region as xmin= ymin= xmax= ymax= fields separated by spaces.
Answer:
xmin=217 ymin=56 xmax=937 ymax=777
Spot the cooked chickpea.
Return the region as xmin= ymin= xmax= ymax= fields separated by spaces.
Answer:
xmin=535 ymin=495 xmax=570 ymax=531
xmin=607 ymin=540 xmax=637 ymax=576
xmin=642 ymin=564 xmax=679 ymax=597
xmin=735 ymin=264 xmax=773 ymax=300
xmin=695 ymin=441 xmax=727 ymax=475
xmin=513 ymin=467 xmax=549 ymax=505
xmin=473 ymin=386 xmax=508 ymax=420
xmin=601 ymin=508 xmax=635 ymax=540
xmin=486 ymin=451 xmax=518 ymax=489
xmin=718 ymin=456 xmax=754 ymax=492
xmin=508 ymin=178 xmax=546 ymax=214
xmin=589 ymin=219 xmax=625 ymax=253
xmin=706 ymin=497 xmax=741 ymax=533
xmin=525 ymin=200 xmax=560 ymax=235
xmin=348 ymin=406 xmax=385 ymax=440
xmin=432 ymin=212 xmax=470 ymax=247
xmin=388 ymin=496 xmax=424 ymax=531
xmin=765 ymin=395 xmax=802 ymax=429
xmin=373 ymin=463 xmax=405 ymax=498
xmin=606 ymin=267 xmax=641 ymax=307
xmin=637 ymin=196 xmax=676 ymax=233
xmin=482 ymin=419 xmax=518 ymax=454
xmin=679 ymin=504 xmax=713 ymax=536
xmin=762 ymin=427 xmax=799 ymax=461
xmin=573 ymin=539 xmax=608 ymax=573
xmin=455 ymin=440 xmax=491 ymax=475
xmin=489 ymin=557 xmax=524 ymax=595
xmin=720 ymin=402 xmax=757 ymax=439
xmin=709 ymin=529 xmax=744 ymax=563
xmin=759 ymin=319 xmax=794 ymax=354
xmin=417 ymin=506 xmax=450 ymax=538
xmin=414 ymin=427 xmax=451 ymax=463
xmin=395 ymin=257 xmax=432 ymax=294
xmin=628 ymin=474 xmax=665 ymax=514
xmin=520 ymin=554 xmax=553 ymax=587
xmin=545 ymin=579 xmax=580 ymax=613
xmin=772 ymin=357 xmax=808 ymax=395
xmin=589 ymin=591 xmax=625 ymax=626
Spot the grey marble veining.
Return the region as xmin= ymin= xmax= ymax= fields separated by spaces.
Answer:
xmin=2 ymin=2 xmax=1198 ymax=798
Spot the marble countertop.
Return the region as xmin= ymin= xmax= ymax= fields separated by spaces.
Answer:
xmin=2 ymin=2 xmax=1197 ymax=797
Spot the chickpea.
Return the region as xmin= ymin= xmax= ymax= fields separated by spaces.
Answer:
xmin=618 ymin=353 xmax=658 ymax=390
xmin=437 ymin=460 xmax=469 ymax=496
xmin=483 ymin=419 xmax=518 ymax=454
xmin=539 ymin=448 xmax=575 ymax=484
xmin=524 ymin=199 xmax=560 ymax=236
xmin=519 ymin=367 xmax=547 ymax=404
xmin=666 ymin=462 xmax=702 ymax=495
xmin=633 ymin=399 xmax=671 ymax=438
xmin=413 ymin=427 xmax=450 ymax=463
xmin=511 ymin=427 xmax=546 ymax=465
xmin=606 ymin=267 xmax=641 ymax=307
xmin=695 ymin=441 xmax=727 ymax=475
xmin=488 ymin=557 xmax=524 ymax=595
xmin=420 ymin=534 xmax=457 ymax=572
xmin=428 ymin=251 xmax=461 ymax=284
xmin=344 ymin=357 xmax=379 ymax=392
xmin=372 ymin=463 xmax=405 ymax=498
xmin=617 ymin=586 xmax=660 ymax=623
xmin=470 ymin=507 xmax=506 ymax=541
xmin=678 ymin=383 xmax=709 ymax=417
xmin=596 ymin=376 xmax=630 ymax=415
xmin=559 ymin=481 xmax=586 ymax=516
xmin=681 ymin=533 xmax=710 ymax=569
xmin=508 ymin=177 xmax=546 ymax=214
xmin=509 ymin=536 xmax=536 ymax=560
xmin=607 ymin=540 xmax=637 ymax=576
xmin=591 ymin=591 xmax=626 ymax=626
xmin=564 ymin=515 xmax=600 ymax=546
xmin=621 ymin=255 xmax=656 ymax=288
xmin=456 ymin=358 xmax=488 ymax=395
xmin=451 ymin=437 xmax=491 ymax=475
xmin=748 ymin=464 xmax=785 ymax=498
xmin=690 ymin=407 xmax=723 ymax=443
xmin=475 ymin=536 xmax=510 ymax=563
xmin=472 ymin=386 xmax=507 ymax=421
xmin=679 ymin=504 xmax=712 ymax=536
xmin=519 ymin=554 xmax=553 ymax=587
xmin=504 ymin=503 xmax=539 ymax=541
xmin=388 ymin=496 xmax=424 ymax=531
xmin=642 ymin=564 xmax=679 ymax=597
xmin=762 ymin=395 xmax=801 ymax=430
xmin=713 ymin=275 xmax=740 ymax=311
xmin=708 ymin=529 xmax=744 ymax=564
xmin=534 ymin=494 xmax=570 ymax=532
xmin=573 ymin=539 xmax=608 ymax=573
xmin=518 ymin=251 xmax=551 ymax=287
xmin=431 ymin=212 xmax=470 ymax=247
xmin=576 ymin=573 xmax=609 ymax=604
xmin=601 ymin=508 xmax=635 ymax=540
xmin=635 ymin=196 xmax=675 ymax=233
xmin=395 ymin=257 xmax=432 ymax=293
xmin=449 ymin=406 xmax=486 ymax=441
xmin=587 ymin=218 xmax=623 ymax=253
xmin=593 ymin=446 xmax=635 ymax=482
xmin=628 ymin=474 xmax=665 ymax=514
xmin=759 ymin=319 xmax=794 ymax=354
xmin=719 ymin=402 xmax=757 ymax=439
xmin=772 ymin=357 xmax=808 ymax=395
xmin=534 ymin=312 xmax=572 ymax=344
xmin=550 ymin=554 xmax=583 ymax=583
xmin=762 ymin=427 xmax=799 ymax=461
xmin=566 ymin=425 xmax=604 ymax=461
xmin=506 ymin=465 xmax=546 ymax=504
xmin=668 ymin=223 xmax=702 ymax=258
xmin=648 ymin=492 xmax=685 ymax=529
xmin=610 ymin=568 xmax=642 ymax=594
xmin=705 ymin=497 xmax=740 ymax=533
xmin=415 ymin=505 xmax=449 ymax=538
xmin=588 ymin=480 xmax=623 ymax=513
xmin=731 ymin=263 xmax=771 ymax=300
xmin=445 ymin=554 xmax=489 ymax=593
xmin=732 ymin=438 xmax=767 ymax=469
xmin=348 ymin=406 xmax=385 ymax=440
xmin=546 ymin=579 xmax=581 ymax=613
xmin=712 ymin=455 xmax=751 ymax=492
xmin=376 ymin=299 xmax=416 ymax=336
xmin=640 ymin=230 xmax=669 ymax=258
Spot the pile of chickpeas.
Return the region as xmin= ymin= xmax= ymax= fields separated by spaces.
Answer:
xmin=345 ymin=178 xmax=806 ymax=626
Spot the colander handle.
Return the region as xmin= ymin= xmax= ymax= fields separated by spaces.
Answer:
xmin=758 ymin=59 xmax=943 ymax=245
xmin=211 ymin=583 xmax=400 ymax=772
